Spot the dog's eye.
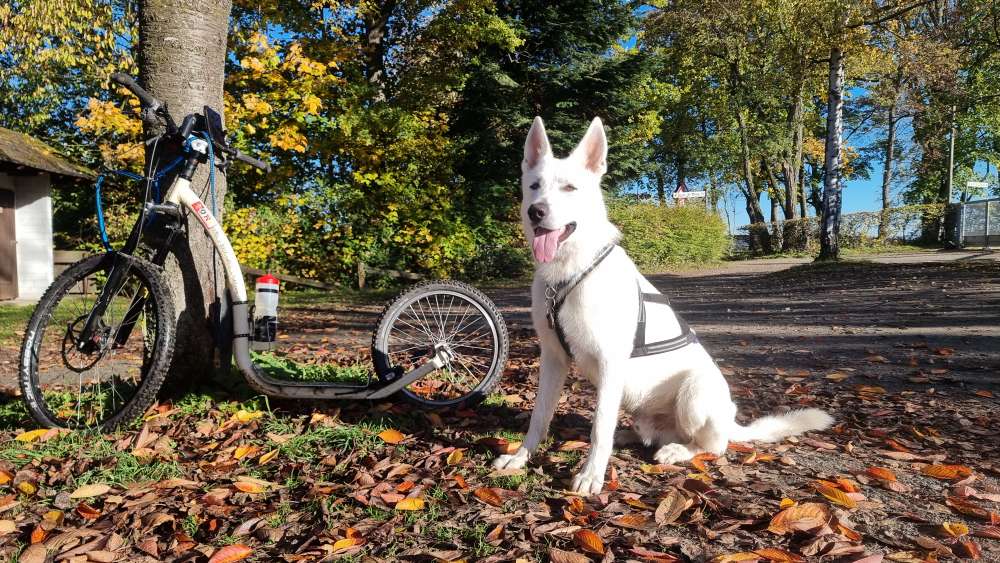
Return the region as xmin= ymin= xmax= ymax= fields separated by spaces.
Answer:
xmin=562 ymin=184 xmax=577 ymax=192
xmin=529 ymin=181 xmax=540 ymax=191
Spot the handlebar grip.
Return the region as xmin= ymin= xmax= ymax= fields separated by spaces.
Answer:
xmin=234 ymin=150 xmax=272 ymax=173
xmin=110 ymin=73 xmax=160 ymax=110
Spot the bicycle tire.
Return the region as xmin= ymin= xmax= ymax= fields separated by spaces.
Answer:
xmin=372 ymin=280 xmax=509 ymax=408
xmin=19 ymin=253 xmax=176 ymax=431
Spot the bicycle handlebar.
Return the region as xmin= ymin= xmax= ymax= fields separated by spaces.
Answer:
xmin=231 ymin=149 xmax=272 ymax=173
xmin=110 ymin=73 xmax=271 ymax=173
xmin=110 ymin=73 xmax=161 ymax=111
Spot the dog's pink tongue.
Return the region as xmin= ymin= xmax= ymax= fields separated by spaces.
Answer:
xmin=532 ymin=227 xmax=566 ymax=263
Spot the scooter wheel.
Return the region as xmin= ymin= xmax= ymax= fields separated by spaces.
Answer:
xmin=372 ymin=280 xmax=508 ymax=408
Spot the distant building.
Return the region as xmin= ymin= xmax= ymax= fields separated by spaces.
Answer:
xmin=0 ymin=127 xmax=92 ymax=300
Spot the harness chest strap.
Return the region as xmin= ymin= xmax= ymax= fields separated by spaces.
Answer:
xmin=546 ymin=245 xmax=697 ymax=359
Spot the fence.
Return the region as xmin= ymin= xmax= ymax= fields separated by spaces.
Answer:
xmin=54 ymin=250 xmax=92 ymax=295
xmin=957 ymin=198 xmax=1000 ymax=248
xmin=737 ymin=203 xmax=953 ymax=255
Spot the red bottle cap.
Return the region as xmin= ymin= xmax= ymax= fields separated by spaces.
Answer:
xmin=257 ymin=274 xmax=280 ymax=286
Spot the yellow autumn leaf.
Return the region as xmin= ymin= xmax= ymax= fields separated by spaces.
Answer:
xmin=446 ymin=450 xmax=463 ymax=465
xmin=15 ymin=429 xmax=49 ymax=443
xmin=234 ymin=445 xmax=259 ymax=460
xmin=233 ymin=410 xmax=263 ymax=424
xmin=395 ymin=497 xmax=425 ymax=511
xmin=258 ymin=449 xmax=279 ymax=465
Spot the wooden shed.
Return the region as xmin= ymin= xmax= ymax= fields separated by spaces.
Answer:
xmin=0 ymin=127 xmax=92 ymax=301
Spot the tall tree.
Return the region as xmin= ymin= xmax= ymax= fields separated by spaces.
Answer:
xmin=818 ymin=41 xmax=846 ymax=260
xmin=138 ymin=0 xmax=233 ymax=378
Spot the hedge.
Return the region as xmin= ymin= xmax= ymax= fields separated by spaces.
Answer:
xmin=607 ymin=200 xmax=730 ymax=270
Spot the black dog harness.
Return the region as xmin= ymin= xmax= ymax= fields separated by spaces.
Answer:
xmin=544 ymin=244 xmax=698 ymax=359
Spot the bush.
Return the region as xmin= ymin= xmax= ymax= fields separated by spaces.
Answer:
xmin=607 ymin=200 xmax=730 ymax=270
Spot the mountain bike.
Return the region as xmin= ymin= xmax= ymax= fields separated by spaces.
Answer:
xmin=18 ymin=74 xmax=509 ymax=430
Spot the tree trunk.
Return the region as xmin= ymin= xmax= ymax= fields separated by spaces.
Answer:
xmin=819 ymin=45 xmax=845 ymax=261
xmin=363 ymin=0 xmax=396 ymax=100
xmin=878 ymin=102 xmax=896 ymax=240
xmin=139 ymin=0 xmax=233 ymax=380
xmin=655 ymin=170 xmax=666 ymax=205
xmin=781 ymin=77 xmax=804 ymax=222
xmin=798 ymin=162 xmax=807 ymax=219
xmin=735 ymin=108 xmax=770 ymax=252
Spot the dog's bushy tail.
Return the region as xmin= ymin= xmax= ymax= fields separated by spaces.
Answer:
xmin=729 ymin=409 xmax=833 ymax=443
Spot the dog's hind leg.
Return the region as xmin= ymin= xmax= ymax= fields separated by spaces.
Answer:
xmin=653 ymin=416 xmax=729 ymax=464
xmin=493 ymin=344 xmax=569 ymax=470
xmin=653 ymin=370 xmax=733 ymax=465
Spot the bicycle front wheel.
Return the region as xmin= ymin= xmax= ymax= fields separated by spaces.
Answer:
xmin=19 ymin=253 xmax=175 ymax=430
xmin=372 ymin=280 xmax=508 ymax=408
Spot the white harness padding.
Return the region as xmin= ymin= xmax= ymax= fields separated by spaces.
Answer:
xmin=546 ymin=245 xmax=697 ymax=359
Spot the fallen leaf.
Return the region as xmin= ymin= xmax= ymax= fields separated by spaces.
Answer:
xmin=769 ymin=502 xmax=831 ymax=534
xmin=611 ymin=513 xmax=651 ymax=529
xmin=446 ymin=450 xmax=463 ymax=465
xmin=865 ymin=467 xmax=897 ymax=482
xmin=691 ymin=452 xmax=717 ymax=472
xmin=15 ymin=429 xmax=49 ymax=443
xmin=641 ymin=463 xmax=684 ymax=474
xmin=208 ymin=544 xmax=253 ymax=563
xmin=378 ymin=429 xmax=405 ymax=444
xmin=0 ymin=520 xmax=14 ymax=534
xmin=549 ymin=548 xmax=591 ymax=563
xmin=815 ymin=483 xmax=857 ymax=508
xmin=395 ymin=497 xmax=425 ymax=511
xmin=473 ymin=487 xmax=504 ymax=507
xmin=233 ymin=482 xmax=265 ymax=494
xmin=754 ymin=547 xmax=805 ymax=562
xmin=708 ymin=553 xmax=761 ymax=563
xmin=76 ymin=502 xmax=100 ymax=519
xmin=331 ymin=537 xmax=364 ymax=552
xmin=922 ymin=464 xmax=972 ymax=480
xmin=956 ymin=539 xmax=982 ymax=559
xmin=232 ymin=410 xmax=263 ymax=424
xmin=573 ymin=529 xmax=604 ymax=555
xmin=258 ymin=449 xmax=279 ymax=465
xmin=655 ymin=488 xmax=688 ymax=525
xmin=941 ymin=522 xmax=969 ymax=537
xmin=69 ymin=483 xmax=110 ymax=499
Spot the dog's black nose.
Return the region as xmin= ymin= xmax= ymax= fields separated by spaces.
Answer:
xmin=528 ymin=203 xmax=548 ymax=224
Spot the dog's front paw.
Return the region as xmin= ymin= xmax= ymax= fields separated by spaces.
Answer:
xmin=492 ymin=448 xmax=529 ymax=470
xmin=571 ymin=469 xmax=604 ymax=495
xmin=654 ymin=443 xmax=694 ymax=465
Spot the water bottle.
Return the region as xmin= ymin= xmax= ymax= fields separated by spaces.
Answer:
xmin=252 ymin=274 xmax=279 ymax=351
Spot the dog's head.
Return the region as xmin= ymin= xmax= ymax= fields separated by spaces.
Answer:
xmin=521 ymin=116 xmax=616 ymax=265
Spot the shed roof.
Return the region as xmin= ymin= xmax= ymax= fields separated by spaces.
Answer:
xmin=0 ymin=127 xmax=94 ymax=180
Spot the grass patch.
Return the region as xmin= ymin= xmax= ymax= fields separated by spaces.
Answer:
xmin=0 ymin=431 xmax=182 ymax=487
xmin=253 ymin=352 xmax=374 ymax=385
xmin=0 ymin=303 xmax=33 ymax=346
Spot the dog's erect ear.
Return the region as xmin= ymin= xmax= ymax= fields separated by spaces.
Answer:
xmin=570 ymin=117 xmax=607 ymax=176
xmin=523 ymin=116 xmax=552 ymax=172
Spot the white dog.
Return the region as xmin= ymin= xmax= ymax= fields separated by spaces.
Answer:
xmin=492 ymin=116 xmax=833 ymax=494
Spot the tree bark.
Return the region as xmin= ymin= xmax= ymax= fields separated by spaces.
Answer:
xmin=819 ymin=44 xmax=845 ymax=261
xmin=363 ymin=0 xmax=396 ymax=101
xmin=878 ymin=102 xmax=897 ymax=240
xmin=138 ymin=0 xmax=233 ymax=380
xmin=734 ymin=108 xmax=770 ymax=252
xmin=781 ymin=77 xmax=804 ymax=222
xmin=655 ymin=170 xmax=666 ymax=205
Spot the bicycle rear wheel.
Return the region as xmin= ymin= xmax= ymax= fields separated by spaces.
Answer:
xmin=372 ymin=280 xmax=508 ymax=408
xmin=19 ymin=253 xmax=175 ymax=430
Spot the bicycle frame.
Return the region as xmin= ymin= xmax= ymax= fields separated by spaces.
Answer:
xmin=162 ymin=176 xmax=454 ymax=399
